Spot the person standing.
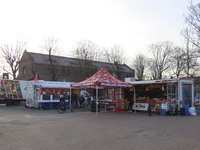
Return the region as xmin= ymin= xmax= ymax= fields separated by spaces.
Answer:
xmin=75 ymin=93 xmax=79 ymax=108
xmin=79 ymin=95 xmax=85 ymax=108
xmin=87 ymin=95 xmax=91 ymax=108
xmin=128 ymin=93 xmax=133 ymax=112
xmin=60 ymin=95 xmax=65 ymax=102
xmin=63 ymin=92 xmax=68 ymax=100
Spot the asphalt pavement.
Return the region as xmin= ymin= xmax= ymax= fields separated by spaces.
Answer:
xmin=0 ymin=105 xmax=200 ymax=150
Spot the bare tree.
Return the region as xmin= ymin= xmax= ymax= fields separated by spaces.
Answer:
xmin=171 ymin=46 xmax=185 ymax=78
xmin=148 ymin=60 xmax=158 ymax=80
xmin=0 ymin=39 xmax=27 ymax=79
xmin=71 ymin=40 xmax=102 ymax=80
xmin=181 ymin=1 xmax=200 ymax=49
xmin=148 ymin=41 xmax=175 ymax=79
xmin=181 ymin=28 xmax=200 ymax=77
xmin=132 ymin=54 xmax=147 ymax=81
xmin=40 ymin=36 xmax=63 ymax=81
xmin=104 ymin=44 xmax=127 ymax=79
xmin=71 ymin=40 xmax=103 ymax=61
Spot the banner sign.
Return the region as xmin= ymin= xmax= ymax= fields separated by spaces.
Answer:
xmin=27 ymin=81 xmax=72 ymax=88
xmin=133 ymin=103 xmax=149 ymax=111
xmin=101 ymin=82 xmax=132 ymax=87
xmin=161 ymin=103 xmax=168 ymax=110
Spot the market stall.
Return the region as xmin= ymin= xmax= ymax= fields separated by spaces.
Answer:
xmin=126 ymin=78 xmax=194 ymax=114
xmin=26 ymin=80 xmax=73 ymax=109
xmin=71 ymin=68 xmax=134 ymax=115
xmin=194 ymin=94 xmax=200 ymax=114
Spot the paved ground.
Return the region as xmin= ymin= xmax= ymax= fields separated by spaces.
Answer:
xmin=0 ymin=105 xmax=200 ymax=150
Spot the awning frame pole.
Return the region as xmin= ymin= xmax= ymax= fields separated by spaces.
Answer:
xmin=96 ymin=86 xmax=98 ymax=116
xmin=70 ymin=88 xmax=72 ymax=112
xmin=134 ymin=87 xmax=136 ymax=113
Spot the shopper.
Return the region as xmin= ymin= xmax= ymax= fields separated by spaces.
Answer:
xmin=60 ymin=95 xmax=65 ymax=102
xmin=128 ymin=93 xmax=133 ymax=112
xmin=63 ymin=91 xmax=68 ymax=100
xmin=87 ymin=95 xmax=91 ymax=108
xmin=79 ymin=95 xmax=85 ymax=108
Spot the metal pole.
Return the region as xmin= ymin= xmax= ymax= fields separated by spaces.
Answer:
xmin=96 ymin=86 xmax=98 ymax=116
xmin=113 ymin=88 xmax=115 ymax=111
xmin=134 ymin=87 xmax=136 ymax=113
xmin=70 ymin=88 xmax=71 ymax=111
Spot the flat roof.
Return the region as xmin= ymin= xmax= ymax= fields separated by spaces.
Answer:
xmin=127 ymin=79 xmax=179 ymax=85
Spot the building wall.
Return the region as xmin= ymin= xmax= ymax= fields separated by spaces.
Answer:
xmin=34 ymin=63 xmax=84 ymax=82
xmin=19 ymin=61 xmax=135 ymax=82
xmin=17 ymin=51 xmax=35 ymax=80
xmin=121 ymin=71 xmax=135 ymax=81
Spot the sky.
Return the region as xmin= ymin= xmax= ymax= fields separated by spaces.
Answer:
xmin=0 ymin=0 xmax=199 ymax=65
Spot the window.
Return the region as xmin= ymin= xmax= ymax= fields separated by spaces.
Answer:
xmin=42 ymin=89 xmax=51 ymax=100
xmin=53 ymin=89 xmax=60 ymax=100
xmin=126 ymin=74 xmax=129 ymax=77
xmin=66 ymin=69 xmax=70 ymax=75
xmin=62 ymin=68 xmax=65 ymax=75
xmin=23 ymin=67 xmax=27 ymax=77
xmin=79 ymin=70 xmax=82 ymax=76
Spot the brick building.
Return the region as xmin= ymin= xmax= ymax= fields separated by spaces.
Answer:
xmin=17 ymin=50 xmax=135 ymax=82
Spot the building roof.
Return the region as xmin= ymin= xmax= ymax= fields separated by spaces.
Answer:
xmin=26 ymin=51 xmax=134 ymax=72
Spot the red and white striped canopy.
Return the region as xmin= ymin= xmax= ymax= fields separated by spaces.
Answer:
xmin=71 ymin=68 xmax=133 ymax=89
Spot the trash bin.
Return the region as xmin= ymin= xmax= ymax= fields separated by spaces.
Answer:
xmin=180 ymin=108 xmax=185 ymax=116
xmin=160 ymin=109 xmax=166 ymax=116
xmin=184 ymin=107 xmax=189 ymax=116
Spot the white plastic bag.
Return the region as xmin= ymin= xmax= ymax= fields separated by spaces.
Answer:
xmin=189 ymin=107 xmax=197 ymax=116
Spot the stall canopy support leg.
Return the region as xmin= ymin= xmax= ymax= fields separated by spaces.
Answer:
xmin=134 ymin=88 xmax=136 ymax=113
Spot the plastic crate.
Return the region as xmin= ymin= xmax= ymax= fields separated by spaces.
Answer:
xmin=160 ymin=109 xmax=166 ymax=116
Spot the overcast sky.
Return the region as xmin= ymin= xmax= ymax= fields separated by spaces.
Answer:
xmin=0 ymin=0 xmax=199 ymax=64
